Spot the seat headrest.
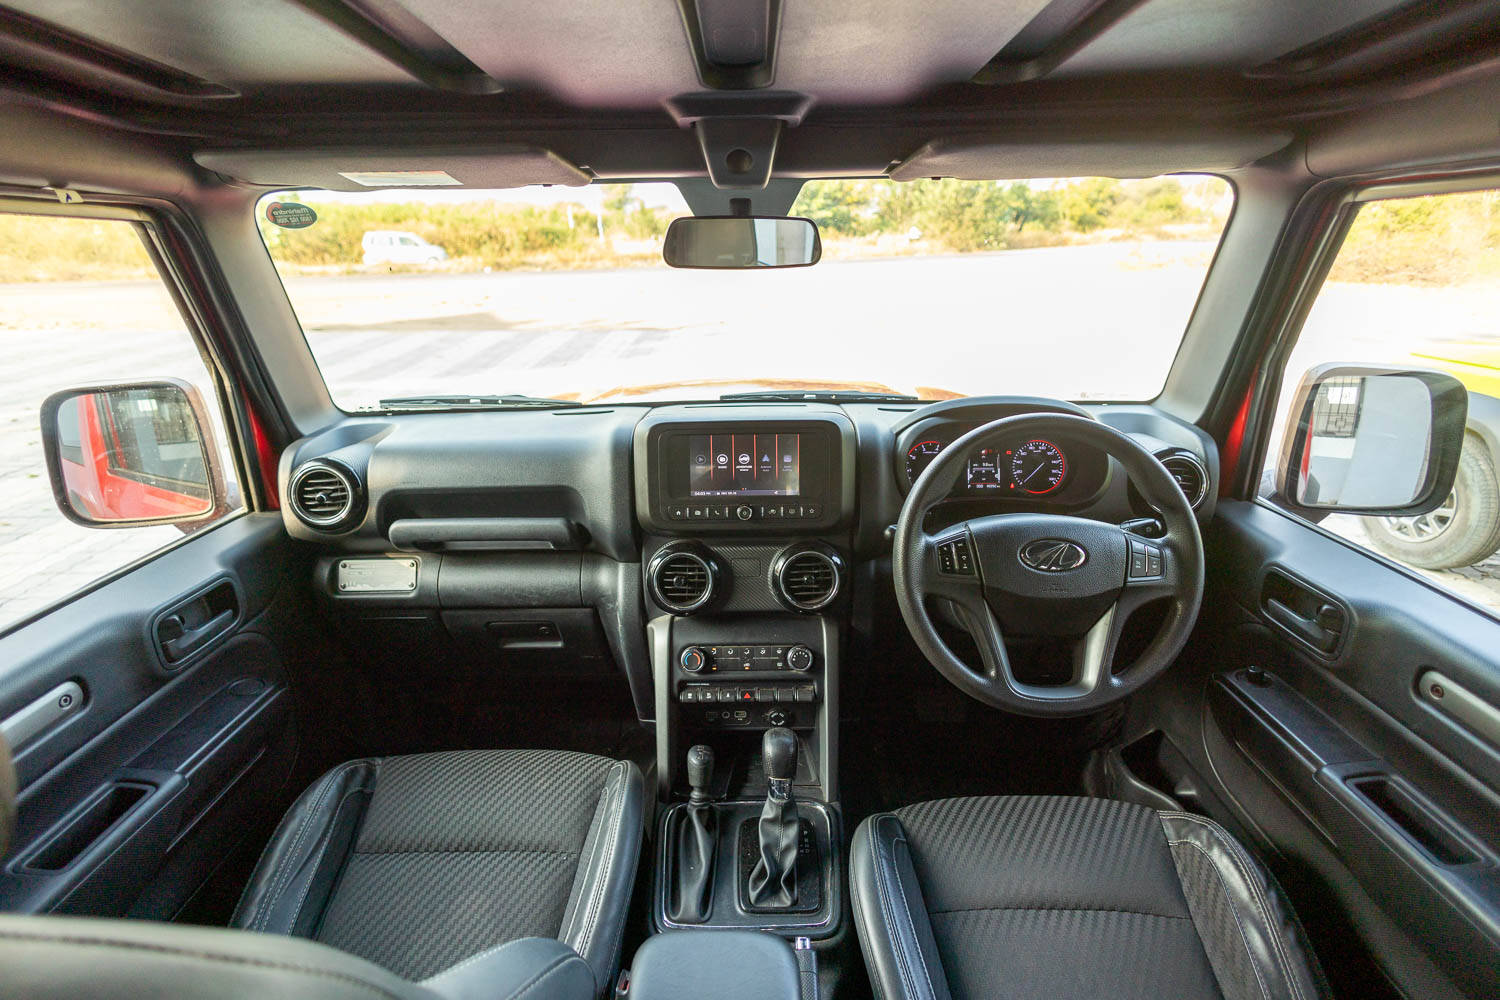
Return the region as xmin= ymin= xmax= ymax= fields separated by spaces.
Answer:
xmin=0 ymin=731 xmax=15 ymax=861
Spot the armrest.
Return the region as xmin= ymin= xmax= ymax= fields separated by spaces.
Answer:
xmin=627 ymin=931 xmax=799 ymax=1000
xmin=421 ymin=938 xmax=595 ymax=1000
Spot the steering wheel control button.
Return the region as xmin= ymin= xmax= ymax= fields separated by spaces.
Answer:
xmin=680 ymin=646 xmax=708 ymax=672
xmin=785 ymin=645 xmax=815 ymax=672
xmin=937 ymin=537 xmax=975 ymax=575
xmin=1128 ymin=539 xmax=1164 ymax=579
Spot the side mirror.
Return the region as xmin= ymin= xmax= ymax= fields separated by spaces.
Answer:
xmin=39 ymin=380 xmax=224 ymax=528
xmin=1275 ymin=364 xmax=1467 ymax=516
xmin=662 ymin=216 xmax=821 ymax=269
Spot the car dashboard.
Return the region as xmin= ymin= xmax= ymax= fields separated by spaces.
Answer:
xmin=277 ymin=395 xmax=1217 ymax=810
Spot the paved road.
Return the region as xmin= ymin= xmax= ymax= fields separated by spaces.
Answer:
xmin=2 ymin=243 xmax=1497 ymax=630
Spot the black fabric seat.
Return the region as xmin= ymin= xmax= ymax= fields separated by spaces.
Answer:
xmin=232 ymin=748 xmax=645 ymax=993
xmin=850 ymin=795 xmax=1326 ymax=1000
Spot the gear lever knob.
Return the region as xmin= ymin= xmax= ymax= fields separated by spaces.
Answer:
xmin=686 ymin=744 xmax=715 ymax=804
xmin=762 ymin=727 xmax=797 ymax=784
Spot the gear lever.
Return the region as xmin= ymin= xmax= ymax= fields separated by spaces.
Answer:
xmin=748 ymin=727 xmax=800 ymax=908
xmin=667 ymin=744 xmax=717 ymax=923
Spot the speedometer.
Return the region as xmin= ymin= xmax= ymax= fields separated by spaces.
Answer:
xmin=1010 ymin=439 xmax=1067 ymax=494
xmin=906 ymin=440 xmax=944 ymax=483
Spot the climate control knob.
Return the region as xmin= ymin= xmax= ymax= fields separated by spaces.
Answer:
xmin=680 ymin=646 xmax=708 ymax=673
xmin=786 ymin=645 xmax=814 ymax=672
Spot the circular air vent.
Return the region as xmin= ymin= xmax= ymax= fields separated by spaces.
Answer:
xmin=289 ymin=461 xmax=359 ymax=529
xmin=1160 ymin=454 xmax=1209 ymax=510
xmin=648 ymin=546 xmax=723 ymax=614
xmin=771 ymin=544 xmax=845 ymax=613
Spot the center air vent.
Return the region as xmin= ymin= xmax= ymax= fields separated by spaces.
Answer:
xmin=289 ymin=461 xmax=360 ymax=529
xmin=648 ymin=545 xmax=724 ymax=615
xmin=771 ymin=544 xmax=845 ymax=613
xmin=1160 ymin=454 xmax=1209 ymax=510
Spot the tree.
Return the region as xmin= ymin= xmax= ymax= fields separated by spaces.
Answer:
xmin=793 ymin=180 xmax=876 ymax=236
xmin=1058 ymin=178 xmax=1123 ymax=231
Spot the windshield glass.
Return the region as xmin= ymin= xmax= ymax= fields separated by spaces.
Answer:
xmin=258 ymin=176 xmax=1232 ymax=408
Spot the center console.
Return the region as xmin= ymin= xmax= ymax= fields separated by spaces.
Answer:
xmin=633 ymin=406 xmax=855 ymax=941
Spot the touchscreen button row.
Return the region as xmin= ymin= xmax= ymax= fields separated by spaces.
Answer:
xmin=666 ymin=503 xmax=823 ymax=521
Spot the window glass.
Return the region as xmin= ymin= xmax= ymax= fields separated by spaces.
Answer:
xmin=0 ymin=213 xmax=244 ymax=633
xmin=257 ymin=176 xmax=1233 ymax=409
xmin=1263 ymin=190 xmax=1500 ymax=616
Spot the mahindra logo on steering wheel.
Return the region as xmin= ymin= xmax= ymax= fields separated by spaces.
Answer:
xmin=1019 ymin=538 xmax=1088 ymax=572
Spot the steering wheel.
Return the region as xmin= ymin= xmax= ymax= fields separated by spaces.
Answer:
xmin=893 ymin=414 xmax=1204 ymax=717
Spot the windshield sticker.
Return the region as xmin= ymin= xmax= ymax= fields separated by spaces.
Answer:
xmin=338 ymin=170 xmax=461 ymax=187
xmin=264 ymin=201 xmax=318 ymax=229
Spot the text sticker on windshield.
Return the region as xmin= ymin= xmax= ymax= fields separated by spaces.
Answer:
xmin=265 ymin=201 xmax=317 ymax=229
xmin=337 ymin=170 xmax=461 ymax=187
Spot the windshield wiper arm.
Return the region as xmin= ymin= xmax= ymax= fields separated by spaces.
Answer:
xmin=375 ymin=394 xmax=582 ymax=410
xmin=720 ymin=390 xmax=920 ymax=403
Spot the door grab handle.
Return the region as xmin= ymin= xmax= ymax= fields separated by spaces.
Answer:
xmin=1419 ymin=670 xmax=1500 ymax=749
xmin=1 ymin=680 xmax=84 ymax=750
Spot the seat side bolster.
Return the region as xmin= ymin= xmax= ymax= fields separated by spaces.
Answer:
xmin=558 ymin=759 xmax=645 ymax=995
xmin=1159 ymin=811 xmax=1329 ymax=1000
xmin=420 ymin=937 xmax=595 ymax=1000
xmin=850 ymin=813 xmax=953 ymax=1000
xmin=233 ymin=759 xmax=380 ymax=936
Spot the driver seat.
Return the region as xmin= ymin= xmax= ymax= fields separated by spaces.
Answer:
xmin=850 ymin=796 xmax=1327 ymax=1000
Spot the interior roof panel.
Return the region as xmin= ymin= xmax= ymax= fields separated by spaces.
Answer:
xmin=9 ymin=0 xmax=415 ymax=88
xmin=396 ymin=0 xmax=701 ymax=107
xmin=1052 ymin=0 xmax=1409 ymax=77
xmin=775 ymin=0 xmax=1051 ymax=103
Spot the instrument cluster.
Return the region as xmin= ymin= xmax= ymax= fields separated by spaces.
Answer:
xmin=896 ymin=419 xmax=1109 ymax=505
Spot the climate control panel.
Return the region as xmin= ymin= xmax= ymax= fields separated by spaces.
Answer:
xmin=679 ymin=643 xmax=815 ymax=674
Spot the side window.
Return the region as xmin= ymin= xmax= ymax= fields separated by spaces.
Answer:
xmin=1262 ymin=189 xmax=1500 ymax=616
xmin=0 ymin=212 xmax=244 ymax=633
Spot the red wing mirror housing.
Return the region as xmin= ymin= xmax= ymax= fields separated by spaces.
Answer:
xmin=1274 ymin=363 xmax=1467 ymax=517
xmin=39 ymin=379 xmax=225 ymax=528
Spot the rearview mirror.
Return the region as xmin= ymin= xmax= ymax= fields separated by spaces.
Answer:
xmin=40 ymin=380 xmax=223 ymax=528
xmin=662 ymin=216 xmax=821 ymax=269
xmin=1275 ymin=364 xmax=1467 ymax=516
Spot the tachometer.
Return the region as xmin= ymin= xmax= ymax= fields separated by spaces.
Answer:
xmin=1009 ymin=439 xmax=1067 ymax=494
xmin=906 ymin=440 xmax=944 ymax=484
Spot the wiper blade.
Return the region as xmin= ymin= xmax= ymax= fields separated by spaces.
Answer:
xmin=375 ymin=394 xmax=581 ymax=410
xmin=720 ymin=390 xmax=920 ymax=403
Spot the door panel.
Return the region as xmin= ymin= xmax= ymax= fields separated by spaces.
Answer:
xmin=1183 ymin=499 xmax=1500 ymax=998
xmin=0 ymin=513 xmax=302 ymax=920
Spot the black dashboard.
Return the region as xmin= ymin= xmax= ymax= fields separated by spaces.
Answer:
xmin=275 ymin=396 xmax=1218 ymax=731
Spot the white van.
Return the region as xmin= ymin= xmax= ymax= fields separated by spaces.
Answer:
xmin=361 ymin=230 xmax=448 ymax=266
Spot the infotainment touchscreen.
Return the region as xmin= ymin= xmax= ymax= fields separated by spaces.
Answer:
xmin=688 ymin=432 xmax=801 ymax=497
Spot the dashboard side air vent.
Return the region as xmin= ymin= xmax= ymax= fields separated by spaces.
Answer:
xmin=648 ymin=545 xmax=724 ymax=614
xmin=771 ymin=543 xmax=846 ymax=613
xmin=289 ymin=461 xmax=361 ymax=529
xmin=1160 ymin=453 xmax=1209 ymax=510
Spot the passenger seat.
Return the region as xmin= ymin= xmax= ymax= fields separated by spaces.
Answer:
xmin=233 ymin=748 xmax=645 ymax=991
xmin=1 ymin=735 xmax=636 ymax=1000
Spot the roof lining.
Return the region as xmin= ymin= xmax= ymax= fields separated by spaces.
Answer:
xmin=0 ymin=7 xmax=236 ymax=99
xmin=289 ymin=0 xmax=504 ymax=95
xmin=1246 ymin=0 xmax=1499 ymax=80
xmin=972 ymin=0 xmax=1149 ymax=86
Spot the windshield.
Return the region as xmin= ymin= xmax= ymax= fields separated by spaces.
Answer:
xmin=258 ymin=176 xmax=1232 ymax=408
